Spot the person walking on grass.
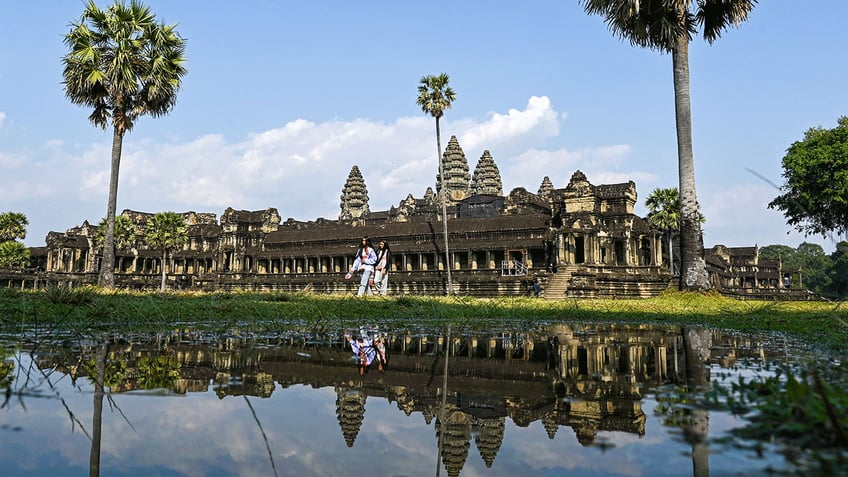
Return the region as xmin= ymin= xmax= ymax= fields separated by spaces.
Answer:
xmin=345 ymin=236 xmax=377 ymax=296
xmin=374 ymin=240 xmax=392 ymax=296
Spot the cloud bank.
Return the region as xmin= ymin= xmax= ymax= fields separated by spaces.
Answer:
xmin=0 ymin=96 xmax=819 ymax=251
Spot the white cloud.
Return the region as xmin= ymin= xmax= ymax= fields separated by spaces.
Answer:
xmin=0 ymin=96 xmax=758 ymax=249
xmin=701 ymin=182 xmax=833 ymax=251
xmin=0 ymin=150 xmax=26 ymax=168
xmin=460 ymin=95 xmax=561 ymax=153
xmin=0 ymin=111 xmax=6 ymax=128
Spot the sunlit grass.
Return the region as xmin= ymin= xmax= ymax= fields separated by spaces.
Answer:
xmin=1 ymin=287 xmax=845 ymax=352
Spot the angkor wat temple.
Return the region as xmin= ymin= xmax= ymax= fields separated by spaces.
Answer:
xmin=10 ymin=135 xmax=812 ymax=298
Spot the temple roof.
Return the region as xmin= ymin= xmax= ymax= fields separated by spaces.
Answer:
xmin=595 ymin=182 xmax=636 ymax=199
xmin=221 ymin=208 xmax=280 ymax=224
xmin=264 ymin=213 xmax=549 ymax=245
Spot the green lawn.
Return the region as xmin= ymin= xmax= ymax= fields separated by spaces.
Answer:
xmin=1 ymin=287 xmax=845 ymax=352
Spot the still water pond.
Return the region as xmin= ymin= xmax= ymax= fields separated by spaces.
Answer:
xmin=0 ymin=323 xmax=839 ymax=476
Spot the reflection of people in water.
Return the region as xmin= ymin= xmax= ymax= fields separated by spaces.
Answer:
xmin=345 ymin=331 xmax=386 ymax=376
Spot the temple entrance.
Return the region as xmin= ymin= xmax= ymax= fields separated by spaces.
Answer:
xmin=640 ymin=238 xmax=652 ymax=266
xmin=574 ymin=236 xmax=585 ymax=264
xmin=614 ymin=240 xmax=625 ymax=265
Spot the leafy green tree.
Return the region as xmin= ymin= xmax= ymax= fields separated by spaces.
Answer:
xmin=0 ymin=212 xmax=28 ymax=242
xmin=580 ymin=0 xmax=756 ymax=291
xmin=63 ymin=0 xmax=187 ymax=289
xmin=416 ymin=73 xmax=457 ymax=295
xmin=758 ymin=244 xmax=801 ymax=272
xmin=0 ymin=241 xmax=30 ymax=268
xmin=797 ymin=242 xmax=833 ymax=295
xmin=95 ymin=215 xmax=136 ymax=250
xmin=768 ymin=117 xmax=848 ymax=238
xmin=827 ymin=241 xmax=848 ymax=299
xmin=143 ymin=212 xmax=188 ymax=291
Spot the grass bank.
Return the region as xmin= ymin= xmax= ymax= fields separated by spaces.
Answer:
xmin=1 ymin=287 xmax=845 ymax=352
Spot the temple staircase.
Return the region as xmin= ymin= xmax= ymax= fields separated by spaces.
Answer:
xmin=542 ymin=266 xmax=578 ymax=300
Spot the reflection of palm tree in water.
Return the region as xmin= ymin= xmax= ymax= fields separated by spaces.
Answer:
xmin=435 ymin=324 xmax=451 ymax=477
xmin=683 ymin=328 xmax=712 ymax=477
xmin=89 ymin=343 xmax=106 ymax=477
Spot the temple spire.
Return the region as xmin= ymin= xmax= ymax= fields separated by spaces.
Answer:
xmin=339 ymin=165 xmax=370 ymax=222
xmin=471 ymin=150 xmax=503 ymax=196
xmin=436 ymin=135 xmax=471 ymax=207
xmin=538 ymin=176 xmax=555 ymax=204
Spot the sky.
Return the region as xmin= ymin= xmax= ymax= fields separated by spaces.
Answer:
xmin=1 ymin=1 xmax=845 ymax=253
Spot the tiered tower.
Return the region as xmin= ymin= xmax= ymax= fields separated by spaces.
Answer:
xmin=470 ymin=150 xmax=503 ymax=196
xmin=538 ymin=176 xmax=554 ymax=202
xmin=472 ymin=416 xmax=505 ymax=468
xmin=436 ymin=408 xmax=472 ymax=477
xmin=339 ymin=165 xmax=370 ymax=221
xmin=335 ymin=386 xmax=366 ymax=447
xmin=436 ymin=135 xmax=471 ymax=206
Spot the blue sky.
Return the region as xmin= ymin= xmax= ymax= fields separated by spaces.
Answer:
xmin=1 ymin=1 xmax=845 ymax=252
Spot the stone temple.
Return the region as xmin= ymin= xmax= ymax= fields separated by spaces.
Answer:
xmin=11 ymin=136 xmax=811 ymax=298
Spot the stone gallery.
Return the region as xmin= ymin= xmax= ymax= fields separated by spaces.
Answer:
xmin=18 ymin=136 xmax=804 ymax=298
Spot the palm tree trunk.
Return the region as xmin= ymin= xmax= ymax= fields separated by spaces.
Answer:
xmin=672 ymin=36 xmax=710 ymax=291
xmin=161 ymin=250 xmax=167 ymax=292
xmin=435 ymin=117 xmax=454 ymax=295
xmin=99 ymin=126 xmax=124 ymax=288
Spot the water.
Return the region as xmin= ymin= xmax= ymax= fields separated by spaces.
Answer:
xmin=0 ymin=323 xmax=840 ymax=476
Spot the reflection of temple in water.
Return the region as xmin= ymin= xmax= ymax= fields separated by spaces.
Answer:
xmin=335 ymin=386 xmax=367 ymax=447
xmin=33 ymin=325 xmax=774 ymax=476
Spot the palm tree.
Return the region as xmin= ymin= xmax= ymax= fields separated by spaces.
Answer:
xmin=416 ymin=73 xmax=457 ymax=295
xmin=94 ymin=214 xmax=136 ymax=274
xmin=0 ymin=212 xmax=28 ymax=242
xmin=0 ymin=212 xmax=30 ymax=269
xmin=646 ymin=187 xmax=681 ymax=274
xmin=63 ymin=0 xmax=187 ymax=289
xmin=581 ymin=0 xmax=756 ymax=290
xmin=95 ymin=215 xmax=136 ymax=249
xmin=0 ymin=241 xmax=30 ymax=269
xmin=143 ymin=212 xmax=188 ymax=291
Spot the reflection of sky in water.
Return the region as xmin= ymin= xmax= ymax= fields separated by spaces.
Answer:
xmin=1 ymin=352 xmax=790 ymax=477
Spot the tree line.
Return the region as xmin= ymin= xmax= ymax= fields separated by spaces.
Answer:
xmin=760 ymin=242 xmax=848 ymax=300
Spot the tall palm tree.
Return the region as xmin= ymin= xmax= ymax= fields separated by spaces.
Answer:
xmin=143 ymin=212 xmax=188 ymax=291
xmin=417 ymin=73 xmax=457 ymax=295
xmin=646 ymin=187 xmax=681 ymax=274
xmin=63 ymin=0 xmax=187 ymax=289
xmin=581 ymin=0 xmax=756 ymax=290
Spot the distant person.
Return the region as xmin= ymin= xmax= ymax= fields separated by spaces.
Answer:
xmin=374 ymin=240 xmax=392 ymax=296
xmin=345 ymin=236 xmax=377 ymax=296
